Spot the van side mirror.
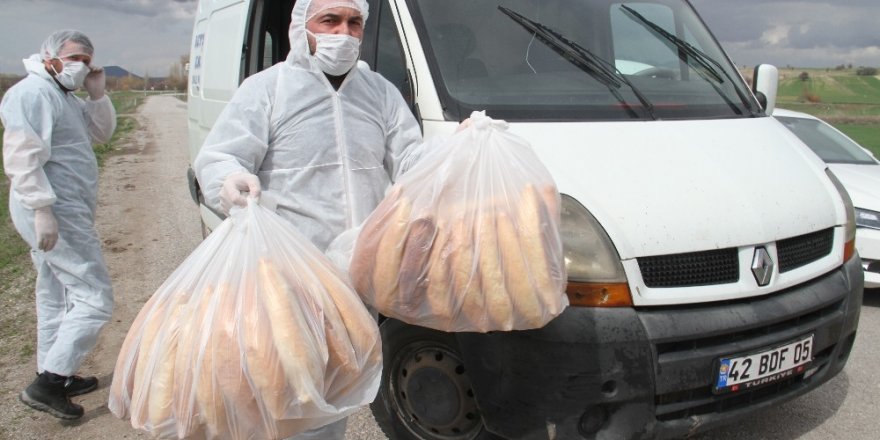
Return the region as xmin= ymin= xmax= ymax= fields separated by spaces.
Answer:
xmin=752 ymin=64 xmax=779 ymax=115
xmin=754 ymin=91 xmax=767 ymax=110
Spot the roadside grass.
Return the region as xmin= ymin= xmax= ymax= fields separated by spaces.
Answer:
xmin=94 ymin=91 xmax=147 ymax=165
xmin=772 ymin=68 xmax=880 ymax=155
xmin=779 ymin=74 xmax=880 ymax=106
xmin=0 ymin=89 xmax=146 ymax=363
xmin=834 ymin=124 xmax=880 ymax=157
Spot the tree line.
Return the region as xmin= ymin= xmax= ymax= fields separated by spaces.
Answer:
xmin=1 ymin=54 xmax=189 ymax=93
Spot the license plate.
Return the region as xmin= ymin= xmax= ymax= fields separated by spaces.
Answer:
xmin=714 ymin=334 xmax=814 ymax=394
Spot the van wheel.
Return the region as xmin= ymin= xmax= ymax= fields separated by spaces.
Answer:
xmin=370 ymin=319 xmax=502 ymax=440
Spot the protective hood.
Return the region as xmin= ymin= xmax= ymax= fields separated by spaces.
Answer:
xmin=286 ymin=0 xmax=369 ymax=71
xmin=22 ymin=54 xmax=53 ymax=81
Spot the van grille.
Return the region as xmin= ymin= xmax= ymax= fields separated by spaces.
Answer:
xmin=777 ymin=228 xmax=834 ymax=273
xmin=638 ymin=248 xmax=739 ymax=288
xmin=636 ymin=228 xmax=835 ymax=288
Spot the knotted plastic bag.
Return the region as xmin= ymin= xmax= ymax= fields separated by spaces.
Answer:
xmin=350 ymin=111 xmax=568 ymax=332
xmin=109 ymin=199 xmax=382 ymax=439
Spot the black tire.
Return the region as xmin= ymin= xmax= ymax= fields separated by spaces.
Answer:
xmin=370 ymin=319 xmax=503 ymax=440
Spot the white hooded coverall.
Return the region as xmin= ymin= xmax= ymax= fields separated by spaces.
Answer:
xmin=194 ymin=0 xmax=423 ymax=438
xmin=194 ymin=0 xmax=423 ymax=252
xmin=0 ymin=54 xmax=116 ymax=376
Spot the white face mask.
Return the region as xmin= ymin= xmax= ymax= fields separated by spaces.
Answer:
xmin=52 ymin=60 xmax=90 ymax=91
xmin=310 ymin=32 xmax=361 ymax=76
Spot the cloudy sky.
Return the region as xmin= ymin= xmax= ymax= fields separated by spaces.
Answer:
xmin=0 ymin=0 xmax=196 ymax=76
xmin=691 ymin=0 xmax=880 ymax=68
xmin=0 ymin=0 xmax=878 ymax=76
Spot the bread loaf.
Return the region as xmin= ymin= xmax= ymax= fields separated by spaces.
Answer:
xmin=195 ymin=286 xmax=231 ymax=438
xmin=109 ymin=291 xmax=163 ymax=420
xmin=398 ymin=216 xmax=436 ymax=313
xmin=147 ymin=304 xmax=182 ymax=429
xmin=241 ymin=277 xmax=290 ymax=420
xmin=130 ymin=295 xmax=177 ymax=430
xmin=424 ymin=221 xmax=453 ymax=328
xmin=517 ymin=184 xmax=556 ymax=295
xmin=445 ymin=219 xmax=483 ymax=329
xmin=541 ymin=185 xmax=561 ymax=221
xmin=310 ymin=261 xmax=381 ymax=404
xmin=351 ymin=187 xmax=403 ymax=299
xmin=476 ymin=211 xmax=513 ymax=330
xmin=216 ymin=285 xmax=274 ymax=439
xmin=173 ymin=286 xmax=216 ymax=438
xmin=258 ymin=259 xmax=324 ymax=406
xmin=371 ymin=197 xmax=412 ymax=309
xmin=496 ymin=211 xmax=545 ymax=328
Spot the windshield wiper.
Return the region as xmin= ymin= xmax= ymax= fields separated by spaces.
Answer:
xmin=499 ymin=6 xmax=656 ymax=120
xmin=619 ymin=5 xmax=758 ymax=116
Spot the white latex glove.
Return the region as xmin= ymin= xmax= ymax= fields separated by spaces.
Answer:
xmin=84 ymin=66 xmax=106 ymax=100
xmin=220 ymin=171 xmax=261 ymax=214
xmin=34 ymin=206 xmax=59 ymax=252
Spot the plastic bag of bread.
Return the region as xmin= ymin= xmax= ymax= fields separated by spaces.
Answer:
xmin=351 ymin=110 xmax=568 ymax=333
xmin=108 ymin=199 xmax=382 ymax=439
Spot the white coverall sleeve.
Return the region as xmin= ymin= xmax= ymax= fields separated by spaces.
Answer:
xmin=193 ymin=78 xmax=271 ymax=213
xmin=0 ymin=89 xmax=58 ymax=209
xmin=82 ymin=94 xmax=117 ymax=144
xmin=381 ymin=82 xmax=430 ymax=182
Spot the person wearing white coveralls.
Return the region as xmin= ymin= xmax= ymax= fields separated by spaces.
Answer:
xmin=194 ymin=0 xmax=461 ymax=438
xmin=0 ymin=30 xmax=115 ymax=420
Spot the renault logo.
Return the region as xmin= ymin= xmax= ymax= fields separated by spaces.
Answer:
xmin=751 ymin=247 xmax=774 ymax=286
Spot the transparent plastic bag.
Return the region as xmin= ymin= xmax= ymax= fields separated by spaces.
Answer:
xmin=350 ymin=111 xmax=568 ymax=332
xmin=109 ymin=199 xmax=382 ymax=439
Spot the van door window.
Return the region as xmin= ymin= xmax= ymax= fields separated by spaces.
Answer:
xmin=245 ymin=0 xmax=294 ymax=78
xmin=375 ymin=0 xmax=414 ymax=106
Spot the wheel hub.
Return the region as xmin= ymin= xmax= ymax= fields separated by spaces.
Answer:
xmin=391 ymin=343 xmax=483 ymax=439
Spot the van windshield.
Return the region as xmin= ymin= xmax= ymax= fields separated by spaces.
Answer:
xmin=409 ymin=0 xmax=759 ymax=121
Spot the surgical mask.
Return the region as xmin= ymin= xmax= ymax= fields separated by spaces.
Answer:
xmin=51 ymin=60 xmax=90 ymax=91
xmin=310 ymin=32 xmax=361 ymax=76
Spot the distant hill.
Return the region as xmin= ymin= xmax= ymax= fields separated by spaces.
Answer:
xmin=104 ymin=65 xmax=142 ymax=80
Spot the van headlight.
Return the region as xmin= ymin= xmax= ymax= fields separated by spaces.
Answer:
xmin=856 ymin=208 xmax=880 ymax=230
xmin=826 ymin=169 xmax=857 ymax=262
xmin=559 ymin=195 xmax=632 ymax=307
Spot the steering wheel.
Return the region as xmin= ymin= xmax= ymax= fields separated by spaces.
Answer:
xmin=633 ymin=67 xmax=677 ymax=79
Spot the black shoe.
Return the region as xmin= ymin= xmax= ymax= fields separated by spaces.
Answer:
xmin=66 ymin=375 xmax=98 ymax=397
xmin=19 ymin=372 xmax=84 ymax=420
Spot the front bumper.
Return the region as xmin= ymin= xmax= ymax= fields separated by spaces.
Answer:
xmin=456 ymin=256 xmax=863 ymax=440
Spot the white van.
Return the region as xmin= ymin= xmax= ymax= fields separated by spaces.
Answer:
xmin=186 ymin=1 xmax=864 ymax=439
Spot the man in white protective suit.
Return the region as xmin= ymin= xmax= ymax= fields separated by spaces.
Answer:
xmin=196 ymin=0 xmax=439 ymax=251
xmin=194 ymin=0 xmax=464 ymax=438
xmin=0 ymin=30 xmax=116 ymax=420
